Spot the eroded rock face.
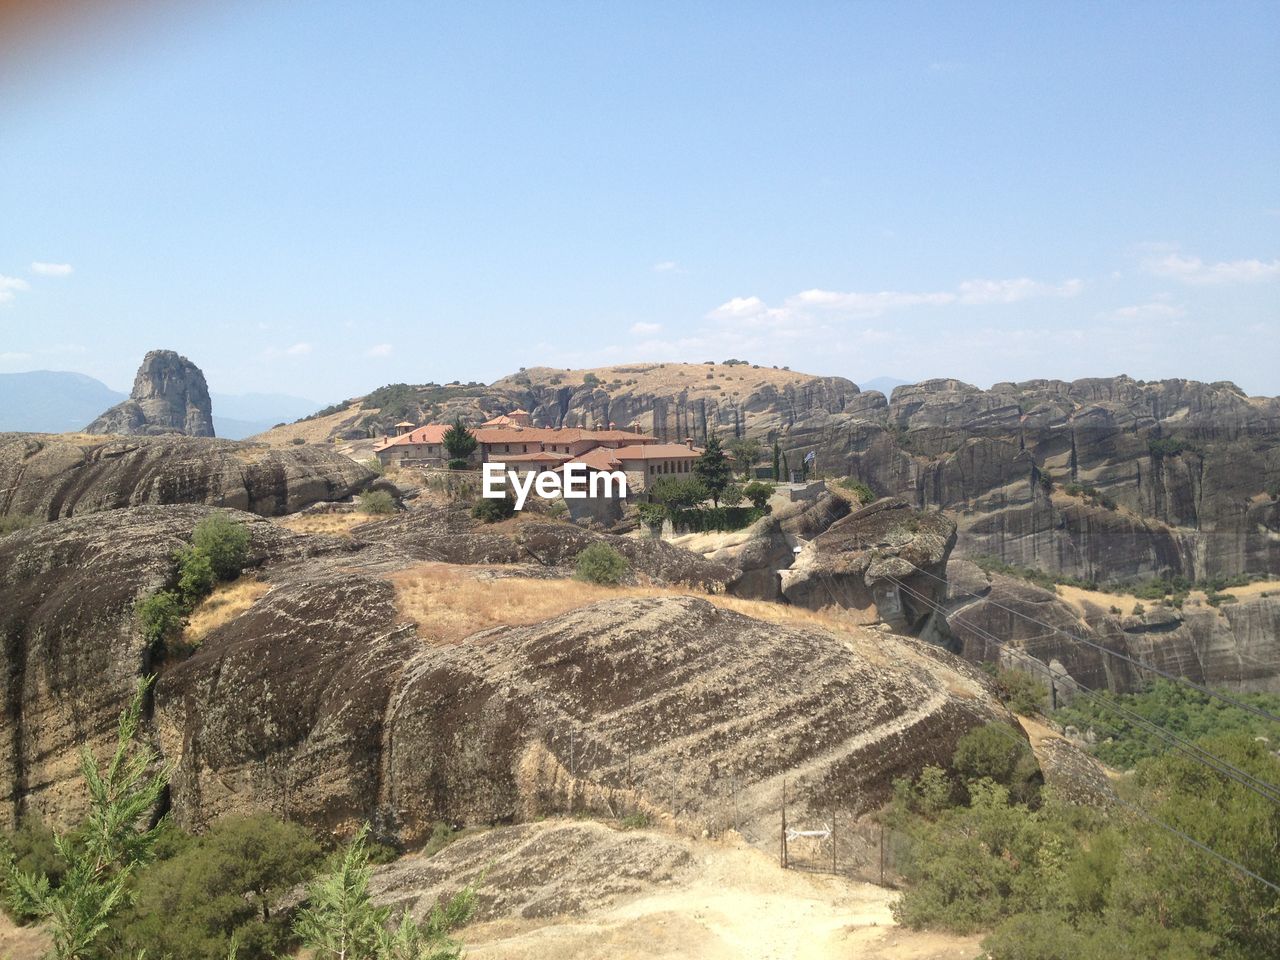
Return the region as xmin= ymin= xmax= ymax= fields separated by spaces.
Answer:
xmin=0 ymin=433 xmax=374 ymax=519
xmin=944 ymin=559 xmax=1280 ymax=693
xmin=0 ymin=506 xmax=324 ymax=829
xmin=781 ymin=498 xmax=957 ymax=638
xmin=156 ymin=589 xmax=1012 ymax=846
xmin=85 ymin=349 xmax=215 ymax=437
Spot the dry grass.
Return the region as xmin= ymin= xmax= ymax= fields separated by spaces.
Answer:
xmin=277 ymin=512 xmax=372 ymax=537
xmin=249 ymin=403 xmax=366 ymax=445
xmin=390 ymin=563 xmax=871 ymax=645
xmin=493 ymin=362 xmax=820 ymax=403
xmin=183 ymin=578 xmax=271 ymax=643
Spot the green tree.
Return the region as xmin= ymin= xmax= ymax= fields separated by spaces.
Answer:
xmin=6 ymin=679 xmax=169 ymax=960
xmin=176 ymin=546 xmax=217 ymax=606
xmin=294 ymin=825 xmax=475 ymax=960
xmin=720 ymin=484 xmax=744 ymax=507
xmin=191 ymin=514 xmax=250 ymax=581
xmin=358 ymin=490 xmax=397 ymax=515
xmin=442 ymin=418 xmax=477 ymax=465
xmin=135 ymin=590 xmax=186 ymax=651
xmin=726 ymin=437 xmax=761 ymax=478
xmin=742 ymin=481 xmax=773 ymax=510
xmin=952 ymin=723 xmax=1040 ymax=799
xmin=693 ymin=434 xmax=733 ymax=507
xmin=648 ymin=476 xmax=707 ymax=514
xmin=771 ymin=442 xmax=781 ymax=481
xmin=114 ymin=814 xmax=321 ymax=960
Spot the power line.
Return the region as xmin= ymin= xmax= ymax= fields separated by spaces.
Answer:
xmin=885 ymin=575 xmax=1280 ymax=807
xmin=899 ymin=559 xmax=1280 ymax=727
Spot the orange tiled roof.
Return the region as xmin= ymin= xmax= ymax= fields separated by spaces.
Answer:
xmin=614 ymin=442 xmax=702 ymax=460
xmin=378 ymin=424 xmax=448 ymax=446
xmin=556 ymin=446 xmax=624 ymax=472
xmin=481 ymin=414 xmax=516 ymax=427
xmin=492 ymin=451 xmax=573 ymax=464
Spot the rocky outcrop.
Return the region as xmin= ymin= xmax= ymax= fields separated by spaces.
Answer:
xmin=0 ymin=433 xmax=374 ymax=520
xmin=944 ymin=559 xmax=1280 ymax=694
xmin=85 ymin=349 xmax=215 ymax=437
xmin=0 ymin=506 xmax=329 ymax=830
xmin=156 ymin=585 xmax=1013 ymax=846
xmin=780 ymin=498 xmax=957 ymax=639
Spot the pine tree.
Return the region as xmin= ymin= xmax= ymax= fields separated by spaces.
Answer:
xmin=772 ymin=441 xmax=781 ymax=481
xmin=693 ymin=434 xmax=733 ymax=508
xmin=442 ymin=417 xmax=477 ymax=465
xmin=6 ymin=678 xmax=169 ymax=960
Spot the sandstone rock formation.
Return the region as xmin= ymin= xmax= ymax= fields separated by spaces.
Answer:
xmin=156 ymin=589 xmax=1013 ymax=846
xmin=0 ymin=506 xmax=332 ymax=830
xmin=944 ymin=558 xmax=1280 ymax=694
xmin=265 ymin=367 xmax=1280 ymax=583
xmin=85 ymin=349 xmax=215 ymax=437
xmin=780 ymin=498 xmax=957 ymax=639
xmin=0 ymin=433 xmax=374 ymax=519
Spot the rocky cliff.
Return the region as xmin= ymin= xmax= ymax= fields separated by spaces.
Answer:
xmin=0 ymin=433 xmax=374 ymax=519
xmin=86 ymin=349 xmax=215 ymax=437
xmin=263 ymin=367 xmax=1279 ymax=583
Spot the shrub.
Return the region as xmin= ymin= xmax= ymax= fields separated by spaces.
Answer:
xmin=447 ymin=457 xmax=470 ymax=470
xmin=113 ymin=814 xmax=322 ymax=960
xmin=742 ymin=480 xmax=773 ymax=509
xmin=952 ymin=723 xmax=1040 ymax=797
xmin=136 ymin=590 xmax=186 ymax=650
xmin=582 ymin=372 xmax=601 ymax=387
xmin=837 ymin=477 xmax=875 ymax=505
xmin=472 ymin=493 xmax=515 ymax=523
xmin=290 ymin=437 xmax=306 ymax=445
xmin=192 ymin=514 xmax=250 ymax=581
xmin=648 ymin=476 xmax=708 ymax=512
xmin=175 ymin=546 xmax=217 ymax=606
xmin=987 ymin=666 xmax=1049 ymax=716
xmin=0 ymin=513 xmax=39 ymax=536
xmin=620 ymin=812 xmax=652 ymax=830
xmin=721 ymin=484 xmax=745 ymax=507
xmin=358 ymin=489 xmax=397 ymax=515
xmin=362 ymin=457 xmax=384 ymax=475
xmin=669 ymin=506 xmax=764 ymax=532
xmin=574 ymin=543 xmax=629 ymax=585
xmin=635 ymin=502 xmax=667 ymax=531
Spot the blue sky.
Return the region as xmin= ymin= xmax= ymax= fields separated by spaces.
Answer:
xmin=2 ymin=0 xmax=1277 ymax=403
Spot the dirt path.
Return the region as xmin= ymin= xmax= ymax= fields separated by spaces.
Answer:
xmin=460 ymin=838 xmax=980 ymax=960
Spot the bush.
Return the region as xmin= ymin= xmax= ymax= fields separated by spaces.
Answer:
xmin=290 ymin=437 xmax=306 ymax=445
xmin=669 ymin=506 xmax=764 ymax=532
xmin=742 ymin=480 xmax=773 ymax=509
xmin=447 ymin=457 xmax=471 ymax=470
xmin=362 ymin=457 xmax=384 ymax=475
xmin=574 ymin=543 xmax=629 ymax=585
xmin=472 ymin=493 xmax=516 ymax=523
xmin=987 ymin=666 xmax=1049 ymax=715
xmin=192 ymin=514 xmax=250 ymax=581
xmin=837 ymin=477 xmax=875 ymax=505
xmin=721 ymin=484 xmax=744 ymax=507
xmin=0 ymin=513 xmax=39 ymax=536
xmin=635 ymin=502 xmax=667 ymax=531
xmin=952 ymin=723 xmax=1040 ymax=798
xmin=175 ymin=546 xmax=217 ymax=606
xmin=112 ymin=814 xmax=323 ymax=960
xmin=136 ymin=590 xmax=186 ymax=650
xmin=358 ymin=489 xmax=397 ymax=515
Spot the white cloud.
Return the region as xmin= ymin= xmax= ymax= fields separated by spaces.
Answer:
xmin=30 ymin=261 xmax=73 ymax=277
xmin=0 ymin=351 xmax=33 ymax=362
xmin=365 ymin=343 xmax=393 ymax=358
xmin=1145 ymin=252 xmax=1280 ymax=285
xmin=0 ymin=275 xmax=30 ymax=304
xmin=653 ymin=260 xmax=678 ymax=273
xmin=263 ymin=341 xmax=313 ymax=360
xmin=629 ymin=322 xmax=662 ymax=335
xmin=1104 ymin=301 xmax=1186 ymax=322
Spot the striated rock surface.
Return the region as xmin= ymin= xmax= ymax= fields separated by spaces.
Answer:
xmin=85 ymin=349 xmax=215 ymax=437
xmin=780 ymin=498 xmax=957 ymax=638
xmin=0 ymin=433 xmax=374 ymax=520
xmin=0 ymin=506 xmax=331 ymax=829
xmin=156 ymin=588 xmax=1014 ymax=846
xmin=944 ymin=559 xmax=1280 ymax=694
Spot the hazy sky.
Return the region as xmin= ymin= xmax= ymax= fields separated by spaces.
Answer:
xmin=2 ymin=1 xmax=1277 ymax=403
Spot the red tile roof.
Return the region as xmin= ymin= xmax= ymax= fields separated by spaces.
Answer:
xmin=614 ymin=443 xmax=702 ymax=460
xmin=492 ymin=451 xmax=572 ymax=463
xmin=557 ymin=447 xmax=624 ymax=472
xmin=377 ymin=424 xmax=448 ymax=447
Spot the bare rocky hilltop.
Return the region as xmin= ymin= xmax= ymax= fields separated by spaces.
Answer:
xmin=261 ymin=364 xmax=1280 ymax=583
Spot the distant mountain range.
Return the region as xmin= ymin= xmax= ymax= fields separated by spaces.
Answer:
xmin=0 ymin=370 xmax=321 ymax=440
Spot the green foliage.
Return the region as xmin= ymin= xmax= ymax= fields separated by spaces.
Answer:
xmin=1148 ymin=436 xmax=1198 ymax=458
xmin=290 ymin=436 xmax=307 ymax=445
xmin=725 ymin=437 xmax=761 ymax=476
xmin=294 ymin=825 xmax=476 ymax=960
xmin=1053 ymin=679 xmax=1280 ymax=769
xmin=471 ymin=493 xmax=515 ymax=523
xmin=891 ymin=765 xmax=955 ymax=818
xmin=446 ymin=458 xmax=470 ymax=470
xmin=648 ymin=476 xmax=707 ymax=512
xmin=1061 ymin=482 xmax=1118 ymax=511
xmin=951 ymin=724 xmax=1041 ymax=800
xmin=113 ymin=814 xmax=322 ymax=960
xmin=5 ymin=679 xmax=169 ymax=960
xmin=635 ymin=502 xmax=668 ymax=530
xmin=358 ymin=489 xmax=397 ymax=515
xmin=175 ymin=546 xmax=217 ymax=606
xmin=984 ymin=665 xmax=1049 ymax=716
xmin=771 ymin=441 xmax=781 ymax=481
xmin=363 ymin=457 xmax=385 ymax=475
xmin=361 ymin=383 xmax=420 ymax=421
xmin=574 ymin=543 xmax=629 ymax=586
xmin=192 ymin=514 xmax=250 ymax=581
xmin=742 ymin=480 xmax=773 ymax=509
xmin=135 ymin=590 xmax=186 ymax=650
xmin=442 ymin=417 xmax=477 ymax=462
xmin=1 ymin=816 xmax=67 ymax=923
xmin=720 ymin=483 xmax=744 ymax=507
xmin=619 ymin=812 xmax=652 ymax=830
xmin=0 ymin=512 xmax=39 ymax=536
xmin=669 ymin=506 xmax=765 ymax=532
xmin=582 ymin=372 xmax=601 ymax=387
xmin=836 ymin=477 xmax=875 ymax=505
xmin=693 ymin=434 xmax=733 ymax=506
